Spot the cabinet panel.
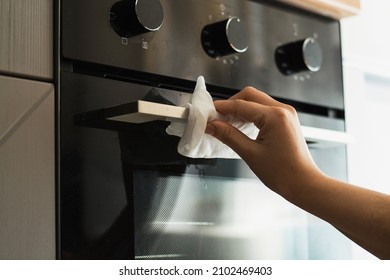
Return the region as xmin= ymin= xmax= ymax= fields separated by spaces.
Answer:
xmin=0 ymin=75 xmax=55 ymax=259
xmin=276 ymin=0 xmax=360 ymax=19
xmin=0 ymin=0 xmax=53 ymax=80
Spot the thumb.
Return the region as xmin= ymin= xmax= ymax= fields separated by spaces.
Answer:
xmin=206 ymin=120 xmax=255 ymax=158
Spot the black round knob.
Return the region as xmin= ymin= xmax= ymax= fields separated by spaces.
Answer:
xmin=275 ymin=37 xmax=323 ymax=75
xmin=110 ymin=0 xmax=164 ymax=37
xmin=201 ymin=17 xmax=249 ymax=58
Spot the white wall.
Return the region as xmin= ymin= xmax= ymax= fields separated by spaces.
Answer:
xmin=341 ymin=0 xmax=390 ymax=259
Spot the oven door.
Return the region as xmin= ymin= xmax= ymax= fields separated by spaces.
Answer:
xmin=59 ymin=72 xmax=351 ymax=259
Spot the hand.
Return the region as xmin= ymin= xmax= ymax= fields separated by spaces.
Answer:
xmin=206 ymin=86 xmax=324 ymax=197
xmin=207 ymin=86 xmax=390 ymax=259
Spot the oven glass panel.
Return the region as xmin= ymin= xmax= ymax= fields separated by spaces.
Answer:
xmin=133 ymin=170 xmax=309 ymax=259
xmin=131 ymin=153 xmax=352 ymax=260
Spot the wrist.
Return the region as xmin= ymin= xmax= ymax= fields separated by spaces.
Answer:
xmin=279 ymin=166 xmax=328 ymax=205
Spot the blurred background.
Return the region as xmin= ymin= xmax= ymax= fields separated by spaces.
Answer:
xmin=342 ymin=0 xmax=390 ymax=259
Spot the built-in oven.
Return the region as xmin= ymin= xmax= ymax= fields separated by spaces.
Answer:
xmin=59 ymin=0 xmax=352 ymax=259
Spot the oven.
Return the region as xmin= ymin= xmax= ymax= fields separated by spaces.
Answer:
xmin=58 ymin=0 xmax=351 ymax=259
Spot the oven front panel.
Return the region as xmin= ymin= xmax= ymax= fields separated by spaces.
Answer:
xmin=59 ymin=72 xmax=350 ymax=259
xmin=62 ymin=0 xmax=344 ymax=110
xmin=60 ymin=0 xmax=350 ymax=260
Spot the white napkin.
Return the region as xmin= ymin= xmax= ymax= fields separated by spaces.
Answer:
xmin=166 ymin=76 xmax=258 ymax=159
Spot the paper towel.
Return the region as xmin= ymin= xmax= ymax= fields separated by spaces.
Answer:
xmin=166 ymin=76 xmax=258 ymax=159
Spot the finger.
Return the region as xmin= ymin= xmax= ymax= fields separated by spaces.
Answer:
xmin=206 ymin=120 xmax=259 ymax=159
xmin=230 ymin=86 xmax=288 ymax=108
xmin=214 ymin=99 xmax=269 ymax=129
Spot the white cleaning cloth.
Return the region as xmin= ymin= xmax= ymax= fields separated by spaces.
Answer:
xmin=166 ymin=76 xmax=259 ymax=159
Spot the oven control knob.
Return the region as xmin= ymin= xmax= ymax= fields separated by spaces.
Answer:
xmin=110 ymin=0 xmax=164 ymax=37
xmin=275 ymin=37 xmax=323 ymax=75
xmin=201 ymin=17 xmax=248 ymax=58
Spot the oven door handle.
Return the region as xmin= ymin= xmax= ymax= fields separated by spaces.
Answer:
xmin=105 ymin=100 xmax=189 ymax=123
xmin=103 ymin=100 xmax=353 ymax=146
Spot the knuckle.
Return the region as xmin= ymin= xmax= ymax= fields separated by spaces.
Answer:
xmin=271 ymin=106 xmax=295 ymax=122
xmin=284 ymin=104 xmax=297 ymax=115
xmin=242 ymin=86 xmax=257 ymax=93
xmin=242 ymin=86 xmax=260 ymax=98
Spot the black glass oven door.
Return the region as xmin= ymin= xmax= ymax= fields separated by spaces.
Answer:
xmin=60 ymin=72 xmax=351 ymax=259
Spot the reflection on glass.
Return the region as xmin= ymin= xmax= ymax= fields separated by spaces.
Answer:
xmin=134 ymin=171 xmax=310 ymax=259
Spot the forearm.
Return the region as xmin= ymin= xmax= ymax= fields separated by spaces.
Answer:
xmin=208 ymin=90 xmax=390 ymax=259
xmin=284 ymin=174 xmax=390 ymax=259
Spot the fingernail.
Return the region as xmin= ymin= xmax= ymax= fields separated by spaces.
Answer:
xmin=205 ymin=123 xmax=216 ymax=135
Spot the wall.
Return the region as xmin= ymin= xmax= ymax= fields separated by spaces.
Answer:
xmin=341 ymin=0 xmax=390 ymax=259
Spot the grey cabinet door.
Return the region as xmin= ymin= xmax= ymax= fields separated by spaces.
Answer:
xmin=0 ymin=0 xmax=53 ymax=80
xmin=0 ymin=75 xmax=55 ymax=259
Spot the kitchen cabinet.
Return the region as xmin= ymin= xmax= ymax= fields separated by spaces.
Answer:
xmin=275 ymin=0 xmax=360 ymax=19
xmin=0 ymin=0 xmax=53 ymax=80
xmin=0 ymin=0 xmax=55 ymax=259
xmin=0 ymin=75 xmax=55 ymax=259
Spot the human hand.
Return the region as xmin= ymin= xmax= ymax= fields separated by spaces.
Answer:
xmin=205 ymin=87 xmax=390 ymax=259
xmin=206 ymin=86 xmax=324 ymax=197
